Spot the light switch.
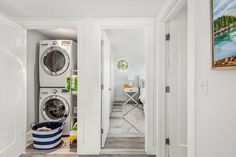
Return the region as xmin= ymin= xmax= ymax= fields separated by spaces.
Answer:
xmin=199 ymin=78 xmax=208 ymax=96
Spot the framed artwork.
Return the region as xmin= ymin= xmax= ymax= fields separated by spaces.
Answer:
xmin=211 ymin=0 xmax=236 ymax=69
xmin=117 ymin=60 xmax=128 ymax=72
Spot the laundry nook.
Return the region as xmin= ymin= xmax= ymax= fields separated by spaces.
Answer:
xmin=26 ymin=29 xmax=78 ymax=153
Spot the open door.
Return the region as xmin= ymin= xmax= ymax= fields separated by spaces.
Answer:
xmin=166 ymin=19 xmax=187 ymax=157
xmin=0 ymin=15 xmax=27 ymax=157
xmin=101 ymin=31 xmax=111 ymax=148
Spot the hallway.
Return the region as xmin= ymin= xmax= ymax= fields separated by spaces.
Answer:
xmin=108 ymin=102 xmax=145 ymax=136
xmin=104 ymin=101 xmax=145 ymax=149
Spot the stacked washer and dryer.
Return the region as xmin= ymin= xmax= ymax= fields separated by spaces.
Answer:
xmin=39 ymin=40 xmax=77 ymax=135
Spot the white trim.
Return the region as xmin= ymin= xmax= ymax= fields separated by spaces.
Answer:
xmin=156 ymin=0 xmax=193 ymax=157
xmin=12 ymin=17 xmax=155 ymax=30
xmin=187 ymin=1 xmax=196 ymax=157
xmin=77 ymin=22 xmax=86 ymax=154
xmin=11 ymin=17 xmax=83 ymax=29
xmin=107 ymin=134 xmax=145 ymax=138
xmin=101 ymin=149 xmax=146 ymax=154
xmin=156 ymin=21 xmax=166 ymax=157
xmin=97 ymin=20 xmax=156 ymax=155
xmin=158 ymin=0 xmax=187 ymax=22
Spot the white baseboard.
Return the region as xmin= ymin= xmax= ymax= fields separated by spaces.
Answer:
xmin=78 ymin=146 xmax=101 ymax=155
xmin=107 ymin=134 xmax=145 ymax=137
xmin=100 ymin=149 xmax=146 ymax=154
xmin=146 ymin=145 xmax=157 ymax=155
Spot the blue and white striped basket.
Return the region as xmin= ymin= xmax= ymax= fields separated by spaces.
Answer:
xmin=31 ymin=122 xmax=64 ymax=150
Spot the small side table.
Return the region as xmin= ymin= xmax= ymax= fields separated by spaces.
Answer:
xmin=123 ymin=87 xmax=139 ymax=104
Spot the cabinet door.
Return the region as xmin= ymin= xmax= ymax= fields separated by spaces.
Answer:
xmin=0 ymin=14 xmax=27 ymax=157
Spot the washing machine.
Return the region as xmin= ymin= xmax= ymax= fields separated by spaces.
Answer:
xmin=39 ymin=88 xmax=71 ymax=135
xmin=39 ymin=40 xmax=77 ymax=87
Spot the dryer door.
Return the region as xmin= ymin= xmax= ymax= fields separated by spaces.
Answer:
xmin=41 ymin=95 xmax=70 ymax=122
xmin=41 ymin=46 xmax=70 ymax=76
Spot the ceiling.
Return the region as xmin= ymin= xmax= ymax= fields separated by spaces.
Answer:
xmin=35 ymin=29 xmax=78 ymax=41
xmin=105 ymin=29 xmax=145 ymax=54
xmin=0 ymin=0 xmax=168 ymax=17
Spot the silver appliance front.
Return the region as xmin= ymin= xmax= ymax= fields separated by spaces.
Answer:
xmin=41 ymin=95 xmax=69 ymax=122
xmin=41 ymin=46 xmax=70 ymax=76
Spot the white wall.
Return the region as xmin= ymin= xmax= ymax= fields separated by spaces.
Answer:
xmin=112 ymin=52 xmax=145 ymax=101
xmin=157 ymin=1 xmax=236 ymax=156
xmin=191 ymin=0 xmax=236 ymax=156
xmin=27 ymin=30 xmax=49 ymax=132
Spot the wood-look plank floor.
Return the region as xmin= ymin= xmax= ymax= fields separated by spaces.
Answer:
xmin=104 ymin=137 xmax=145 ymax=149
xmin=25 ymin=139 xmax=76 ymax=154
xmin=20 ymin=155 xmax=155 ymax=157
xmin=22 ymin=137 xmax=147 ymax=157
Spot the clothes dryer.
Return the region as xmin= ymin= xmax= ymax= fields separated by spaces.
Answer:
xmin=39 ymin=40 xmax=77 ymax=87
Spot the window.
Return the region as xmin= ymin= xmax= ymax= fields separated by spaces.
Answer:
xmin=117 ymin=60 xmax=128 ymax=72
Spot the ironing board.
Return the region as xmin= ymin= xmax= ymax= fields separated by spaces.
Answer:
xmin=123 ymin=87 xmax=139 ymax=104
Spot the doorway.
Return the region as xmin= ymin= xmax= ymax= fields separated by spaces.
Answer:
xmin=165 ymin=5 xmax=187 ymax=157
xmin=101 ymin=29 xmax=146 ymax=150
xmin=25 ymin=28 xmax=78 ymax=154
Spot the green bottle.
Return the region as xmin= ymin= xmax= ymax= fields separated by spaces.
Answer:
xmin=66 ymin=75 xmax=78 ymax=91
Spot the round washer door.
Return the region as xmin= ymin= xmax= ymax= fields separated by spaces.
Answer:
xmin=41 ymin=95 xmax=70 ymax=122
xmin=41 ymin=46 xmax=70 ymax=76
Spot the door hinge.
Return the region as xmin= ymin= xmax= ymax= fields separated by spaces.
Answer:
xmin=166 ymin=86 xmax=170 ymax=93
xmin=166 ymin=33 xmax=170 ymax=41
xmin=166 ymin=138 xmax=170 ymax=145
xmin=101 ymin=84 xmax=104 ymax=90
xmin=101 ymin=128 xmax=104 ymax=134
xmin=101 ymin=40 xmax=104 ymax=46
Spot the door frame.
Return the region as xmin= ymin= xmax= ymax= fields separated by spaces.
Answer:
xmin=156 ymin=0 xmax=196 ymax=157
xmin=13 ymin=19 xmax=84 ymax=154
xmin=98 ymin=21 xmax=155 ymax=154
